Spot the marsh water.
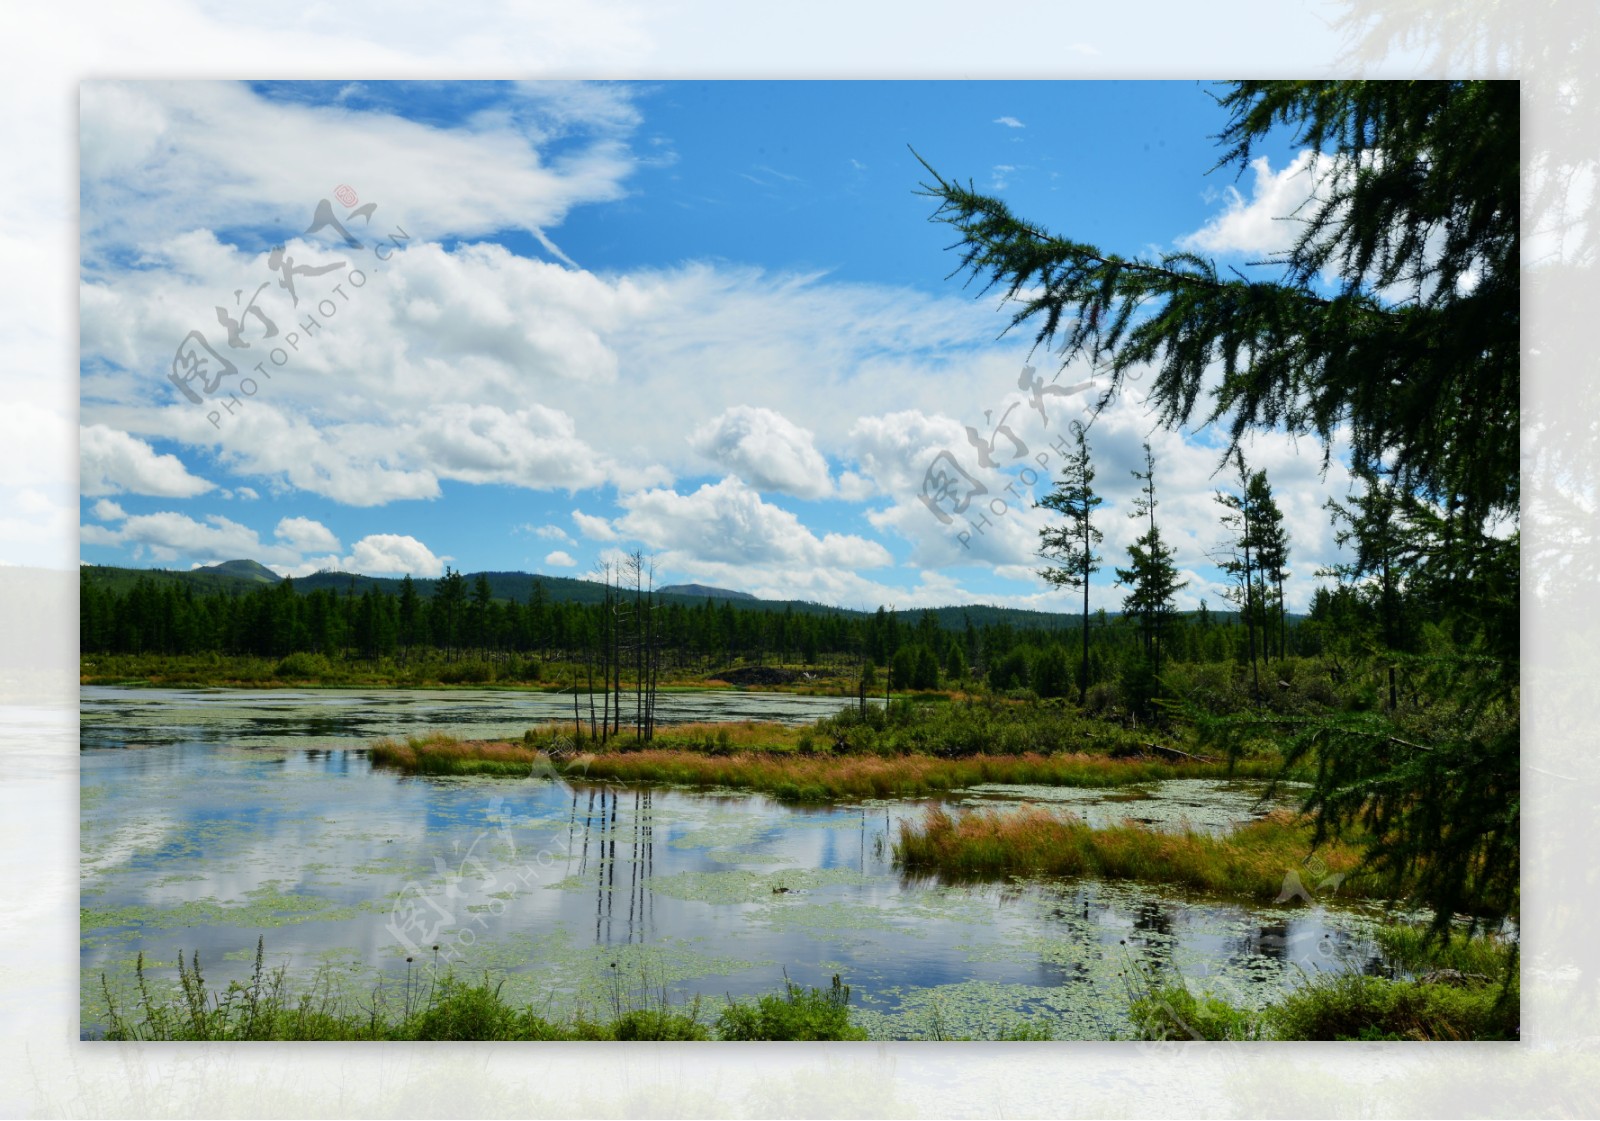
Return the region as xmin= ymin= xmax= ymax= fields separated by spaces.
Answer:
xmin=81 ymin=686 xmax=1400 ymax=1039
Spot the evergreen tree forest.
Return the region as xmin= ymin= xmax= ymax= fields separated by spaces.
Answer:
xmin=79 ymin=555 xmax=1333 ymax=693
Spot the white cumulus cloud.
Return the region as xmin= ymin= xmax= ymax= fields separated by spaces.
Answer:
xmin=343 ymin=534 xmax=447 ymax=577
xmin=274 ymin=516 xmax=342 ymax=554
xmin=1179 ymin=150 xmax=1321 ymax=256
xmin=572 ymin=509 xmax=619 ymax=541
xmin=110 ymin=511 xmax=294 ymax=565
xmin=80 ymin=80 xmax=643 ymax=263
xmin=615 ymin=476 xmax=890 ymax=569
xmin=689 ymin=405 xmax=832 ymax=499
xmin=80 ymin=425 xmax=215 ymax=498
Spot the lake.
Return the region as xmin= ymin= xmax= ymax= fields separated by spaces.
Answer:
xmin=80 ymin=686 xmax=1400 ymax=1040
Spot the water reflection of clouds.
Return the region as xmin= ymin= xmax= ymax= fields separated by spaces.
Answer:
xmin=80 ymin=685 xmax=862 ymax=752
xmin=83 ymin=694 xmax=1399 ymax=1039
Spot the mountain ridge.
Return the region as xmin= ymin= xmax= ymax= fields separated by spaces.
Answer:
xmin=79 ymin=559 xmax=1146 ymax=631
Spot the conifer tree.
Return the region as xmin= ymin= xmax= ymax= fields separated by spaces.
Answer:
xmin=397 ymin=575 xmax=419 ymax=661
xmin=1214 ymin=456 xmax=1263 ymax=697
xmin=1114 ymin=442 xmax=1186 ymax=682
xmin=1323 ymin=465 xmax=1413 ymax=711
xmin=1247 ymin=470 xmax=1290 ymax=662
xmin=1115 ymin=524 xmax=1187 ymax=685
xmin=1036 ymin=420 xmax=1103 ymax=705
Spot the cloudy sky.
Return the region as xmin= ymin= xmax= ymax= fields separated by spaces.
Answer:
xmin=78 ymin=79 xmax=1358 ymax=612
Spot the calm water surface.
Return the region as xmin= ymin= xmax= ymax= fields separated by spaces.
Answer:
xmin=81 ymin=687 xmax=1400 ymax=1039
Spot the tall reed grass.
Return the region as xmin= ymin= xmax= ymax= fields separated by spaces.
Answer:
xmin=368 ymin=733 xmax=550 ymax=776
xmin=572 ymin=749 xmax=1286 ymax=802
xmin=894 ymin=805 xmax=1381 ymax=901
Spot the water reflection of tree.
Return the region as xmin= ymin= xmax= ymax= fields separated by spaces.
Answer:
xmin=568 ymin=785 xmax=655 ymax=945
xmin=1229 ymin=920 xmax=1292 ymax=975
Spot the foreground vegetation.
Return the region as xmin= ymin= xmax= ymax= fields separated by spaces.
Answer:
xmin=98 ymin=942 xmax=869 ymax=1042
xmin=1126 ymin=927 xmax=1519 ymax=1041
xmin=98 ymin=925 xmax=1515 ymax=1042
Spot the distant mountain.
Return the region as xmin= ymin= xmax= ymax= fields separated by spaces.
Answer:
xmin=194 ymin=558 xmax=281 ymax=584
xmin=657 ymin=583 xmax=757 ymax=601
xmin=80 ymin=559 xmax=1117 ymax=630
xmin=80 ymin=558 xmax=284 ymax=596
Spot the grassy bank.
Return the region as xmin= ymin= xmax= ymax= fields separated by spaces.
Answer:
xmin=894 ymin=804 xmax=1385 ymax=901
xmin=96 ymin=943 xmax=869 ymax=1041
xmin=369 ymin=735 xmax=553 ymax=777
xmin=370 ymin=731 xmax=1289 ymax=801
xmin=575 ymin=749 xmax=1286 ymax=802
xmin=79 ymin=651 xmax=860 ymax=695
xmin=1127 ymin=927 xmax=1518 ymax=1040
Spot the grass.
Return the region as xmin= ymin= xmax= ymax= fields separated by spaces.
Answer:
xmin=893 ymin=804 xmax=1386 ymax=902
xmin=368 ymin=733 xmax=552 ymax=777
xmin=1127 ymin=927 xmax=1519 ymax=1041
xmin=573 ymin=748 xmax=1288 ymax=803
xmin=79 ymin=651 xmax=860 ymax=694
xmin=370 ymin=710 xmax=1295 ymax=801
xmin=95 ymin=939 xmax=869 ymax=1042
xmin=1126 ymin=923 xmax=1518 ymax=1040
xmin=1375 ymin=924 xmax=1518 ymax=979
xmin=637 ymin=720 xmax=805 ymax=752
xmin=714 ymin=974 xmax=868 ymax=1041
xmin=1265 ymin=970 xmax=1518 ymax=1040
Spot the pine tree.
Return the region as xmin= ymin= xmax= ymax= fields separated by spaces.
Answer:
xmin=397 ymin=575 xmax=419 ymax=661
xmin=1036 ymin=420 xmax=1103 ymax=705
xmin=1214 ymin=456 xmax=1264 ymax=698
xmin=1323 ymin=465 xmax=1414 ymax=711
xmin=469 ymin=573 xmax=494 ymax=655
xmin=1113 ymin=442 xmax=1186 ymax=683
xmin=1247 ymin=470 xmax=1290 ymax=662
xmin=1114 ymin=522 xmax=1187 ymax=686
xmin=434 ymin=567 xmax=466 ymax=661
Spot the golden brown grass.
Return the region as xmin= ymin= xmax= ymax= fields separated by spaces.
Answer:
xmin=369 ymin=733 xmax=549 ymax=776
xmin=369 ymin=730 xmax=1289 ymax=804
xmin=894 ymin=805 xmax=1382 ymax=901
xmin=647 ymin=721 xmax=801 ymax=750
xmin=573 ymin=749 xmax=1284 ymax=802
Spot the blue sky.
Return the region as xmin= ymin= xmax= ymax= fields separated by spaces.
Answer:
xmin=79 ymin=80 xmax=1352 ymax=612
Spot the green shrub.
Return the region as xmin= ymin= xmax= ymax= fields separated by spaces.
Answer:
xmin=1031 ymin=645 xmax=1073 ymax=699
xmin=715 ymin=975 xmax=868 ymax=1041
xmin=610 ymin=1008 xmax=710 ymax=1041
xmin=273 ymin=651 xmax=332 ymax=679
xmin=1126 ymin=963 xmax=1518 ymax=1042
xmin=99 ymin=944 xmax=865 ymax=1042
xmin=988 ymin=648 xmax=1032 ymax=691
xmin=437 ymin=661 xmax=493 ymax=684
xmin=1128 ymin=982 xmax=1266 ymax=1041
